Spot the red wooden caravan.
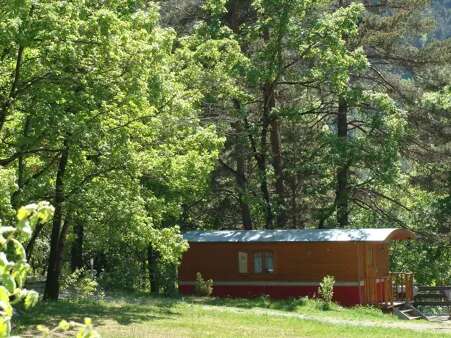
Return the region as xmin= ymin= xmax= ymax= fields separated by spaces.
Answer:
xmin=179 ymin=228 xmax=415 ymax=306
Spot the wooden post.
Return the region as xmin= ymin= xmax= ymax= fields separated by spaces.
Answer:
xmin=383 ymin=276 xmax=390 ymax=306
xmin=388 ymin=274 xmax=393 ymax=307
xmin=406 ymin=273 xmax=413 ymax=302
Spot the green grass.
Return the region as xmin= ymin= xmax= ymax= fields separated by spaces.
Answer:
xmin=199 ymin=295 xmax=401 ymax=322
xmin=15 ymin=294 xmax=451 ymax=338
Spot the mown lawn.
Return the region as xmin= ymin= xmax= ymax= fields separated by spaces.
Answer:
xmin=15 ymin=294 xmax=451 ymax=337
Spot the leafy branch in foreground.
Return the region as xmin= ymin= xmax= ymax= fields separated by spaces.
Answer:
xmin=0 ymin=202 xmax=98 ymax=337
xmin=37 ymin=318 xmax=98 ymax=338
xmin=0 ymin=201 xmax=53 ymax=336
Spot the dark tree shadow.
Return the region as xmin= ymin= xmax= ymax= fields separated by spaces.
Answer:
xmin=14 ymin=294 xmax=182 ymax=336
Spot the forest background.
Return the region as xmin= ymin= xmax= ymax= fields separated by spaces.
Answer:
xmin=0 ymin=0 xmax=449 ymax=300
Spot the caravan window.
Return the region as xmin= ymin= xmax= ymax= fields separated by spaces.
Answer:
xmin=254 ymin=252 xmax=274 ymax=273
xmin=238 ymin=252 xmax=248 ymax=273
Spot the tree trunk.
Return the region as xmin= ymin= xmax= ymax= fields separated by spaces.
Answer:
xmin=335 ymin=97 xmax=349 ymax=227
xmin=243 ymin=118 xmax=273 ymax=227
xmin=270 ymin=117 xmax=286 ymax=226
xmin=254 ymin=117 xmax=273 ymax=228
xmin=0 ymin=45 xmax=24 ymax=133
xmin=233 ymin=119 xmax=253 ymax=229
xmin=53 ymin=213 xmax=72 ymax=289
xmin=44 ymin=143 xmax=69 ymax=300
xmin=225 ymin=0 xmax=273 ymax=227
xmin=12 ymin=116 xmax=31 ymax=209
xmin=15 ymin=154 xmax=25 ymax=207
xmin=258 ymin=83 xmax=276 ymax=228
xmin=26 ymin=222 xmax=45 ymax=261
xmin=147 ymin=244 xmax=160 ymax=295
xmin=225 ymin=0 xmax=239 ymax=31
xmin=70 ymin=222 xmax=84 ymax=271
xmin=225 ymin=1 xmax=254 ymax=229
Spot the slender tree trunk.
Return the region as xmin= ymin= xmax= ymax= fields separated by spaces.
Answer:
xmin=232 ymin=118 xmax=253 ymax=229
xmin=44 ymin=143 xmax=69 ymax=300
xmin=289 ymin=174 xmax=303 ymax=228
xmin=225 ymin=0 xmax=274 ymax=227
xmin=147 ymin=244 xmax=160 ymax=295
xmin=12 ymin=116 xmax=31 ymax=209
xmin=259 ymin=83 xmax=276 ymax=228
xmin=270 ymin=117 xmax=286 ymax=226
xmin=70 ymin=222 xmax=84 ymax=271
xmin=15 ymin=156 xmax=25 ymax=207
xmin=261 ymin=20 xmax=284 ymax=228
xmin=0 ymin=46 xmax=24 ymax=132
xmin=257 ymin=155 xmax=273 ymax=228
xmin=225 ymin=1 xmax=254 ymax=229
xmin=335 ymin=97 xmax=349 ymax=227
xmin=26 ymin=222 xmax=44 ymax=261
xmin=256 ymin=116 xmax=273 ymax=227
xmin=53 ymin=213 xmax=72 ymax=288
xmin=243 ymin=117 xmax=273 ymax=228
xmin=225 ymin=0 xmax=239 ymax=30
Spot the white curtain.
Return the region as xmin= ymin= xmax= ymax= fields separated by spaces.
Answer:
xmin=254 ymin=253 xmax=263 ymax=273
xmin=265 ymin=253 xmax=273 ymax=272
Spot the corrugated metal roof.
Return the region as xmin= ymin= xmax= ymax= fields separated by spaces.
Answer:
xmin=183 ymin=228 xmax=414 ymax=243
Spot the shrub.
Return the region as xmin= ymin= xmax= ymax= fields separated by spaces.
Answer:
xmin=290 ymin=296 xmax=308 ymax=309
xmin=96 ymin=247 xmax=150 ymax=291
xmin=61 ymin=268 xmax=104 ymax=301
xmin=158 ymin=262 xmax=179 ymax=297
xmin=318 ymin=275 xmax=335 ymax=310
xmin=259 ymin=294 xmax=271 ymax=308
xmin=194 ymin=272 xmax=213 ymax=297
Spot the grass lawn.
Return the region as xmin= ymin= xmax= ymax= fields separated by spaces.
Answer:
xmin=15 ymin=294 xmax=451 ymax=337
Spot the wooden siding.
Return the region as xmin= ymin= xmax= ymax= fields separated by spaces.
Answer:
xmin=179 ymin=242 xmax=389 ymax=282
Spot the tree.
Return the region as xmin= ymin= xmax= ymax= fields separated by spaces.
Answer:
xmin=187 ymin=0 xmax=368 ymax=229
xmin=1 ymin=1 xmax=223 ymax=299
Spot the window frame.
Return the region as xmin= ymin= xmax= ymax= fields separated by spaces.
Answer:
xmin=253 ymin=250 xmax=275 ymax=274
xmin=238 ymin=251 xmax=249 ymax=274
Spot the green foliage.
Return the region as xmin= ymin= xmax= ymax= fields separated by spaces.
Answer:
xmin=0 ymin=203 xmax=100 ymax=337
xmin=149 ymin=227 xmax=189 ymax=265
xmin=154 ymin=262 xmax=179 ymax=297
xmin=0 ymin=202 xmax=53 ymax=336
xmin=37 ymin=317 xmax=99 ymax=338
xmin=0 ymin=0 xmax=449 ymax=315
xmin=1 ymin=0 xmax=223 ymax=297
xmin=94 ymin=227 xmax=188 ymax=293
xmin=194 ymin=272 xmax=213 ymax=297
xmin=61 ymin=268 xmax=104 ymax=301
xmin=318 ymin=275 xmax=335 ymax=310
xmin=97 ymin=253 xmax=147 ymax=292
xmin=391 ymin=240 xmax=450 ymax=285
xmin=0 ymin=168 xmax=15 ymax=223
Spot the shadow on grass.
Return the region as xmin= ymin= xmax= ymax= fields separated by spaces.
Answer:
xmin=186 ymin=295 xmax=314 ymax=312
xmin=186 ymin=296 xmax=394 ymax=322
xmin=14 ymin=294 xmax=183 ymax=335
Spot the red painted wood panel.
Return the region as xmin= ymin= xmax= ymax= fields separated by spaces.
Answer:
xmin=179 ymin=242 xmax=369 ymax=282
xmin=179 ymin=284 xmax=362 ymax=307
xmin=179 ymin=241 xmax=391 ymax=305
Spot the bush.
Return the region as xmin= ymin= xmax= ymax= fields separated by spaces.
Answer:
xmin=259 ymin=294 xmax=271 ymax=308
xmin=61 ymin=268 xmax=104 ymax=301
xmin=96 ymin=247 xmax=150 ymax=292
xmin=318 ymin=275 xmax=335 ymax=310
xmin=158 ymin=262 xmax=179 ymax=296
xmin=194 ymin=272 xmax=213 ymax=297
